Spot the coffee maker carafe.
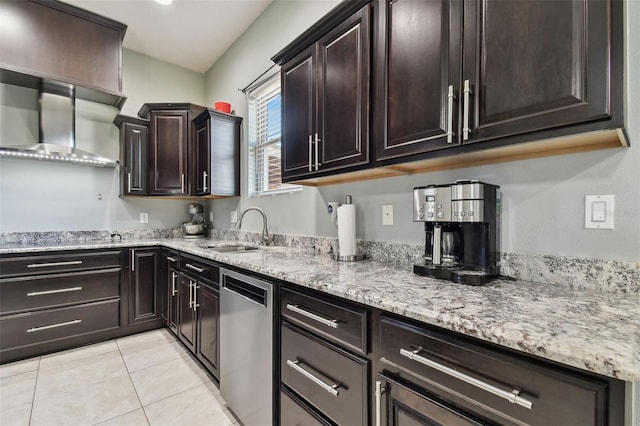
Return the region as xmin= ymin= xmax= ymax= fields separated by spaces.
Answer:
xmin=413 ymin=180 xmax=500 ymax=285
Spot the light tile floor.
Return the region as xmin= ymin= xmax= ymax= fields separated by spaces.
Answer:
xmin=0 ymin=329 xmax=240 ymax=426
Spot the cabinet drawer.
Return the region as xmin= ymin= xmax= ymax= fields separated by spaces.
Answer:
xmin=0 ymin=250 xmax=122 ymax=278
xmin=281 ymin=387 xmax=334 ymax=426
xmin=281 ymin=322 xmax=368 ymax=426
xmin=0 ymin=299 xmax=120 ymax=354
xmin=0 ymin=269 xmax=120 ymax=314
xmin=379 ymin=316 xmax=610 ymax=426
xmin=282 ymin=287 xmax=367 ymax=353
xmin=179 ymin=255 xmax=219 ymax=284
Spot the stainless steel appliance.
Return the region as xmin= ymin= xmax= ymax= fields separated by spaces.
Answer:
xmin=182 ymin=203 xmax=207 ymax=239
xmin=413 ymin=180 xmax=500 ymax=285
xmin=220 ymin=268 xmax=274 ymax=426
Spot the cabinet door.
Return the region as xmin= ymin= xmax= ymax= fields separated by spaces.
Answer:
xmin=167 ymin=266 xmax=179 ymax=333
xmin=316 ymin=5 xmax=370 ymax=172
xmin=196 ymin=284 xmax=219 ymax=377
xmin=462 ymin=0 xmax=611 ymax=143
xmin=193 ymin=119 xmax=210 ymax=196
xmin=149 ymin=110 xmax=188 ymax=195
xmin=378 ymin=374 xmax=486 ymax=426
xmin=281 ymin=47 xmax=316 ymax=181
xmin=122 ymin=122 xmax=148 ymax=195
xmin=129 ymin=248 xmax=160 ymax=324
xmin=177 ymin=273 xmax=197 ymax=353
xmin=375 ymin=0 xmax=462 ymax=161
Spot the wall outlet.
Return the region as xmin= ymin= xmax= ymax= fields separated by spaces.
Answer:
xmin=382 ymin=204 xmax=394 ymax=226
xmin=585 ymin=195 xmax=614 ymax=229
xmin=139 ymin=212 xmax=149 ymax=224
xmin=231 ymin=210 xmax=238 ymax=223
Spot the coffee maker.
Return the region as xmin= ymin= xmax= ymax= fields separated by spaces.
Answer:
xmin=413 ymin=180 xmax=500 ymax=285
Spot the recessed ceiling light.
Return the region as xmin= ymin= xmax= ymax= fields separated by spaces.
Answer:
xmin=155 ymin=0 xmax=172 ymax=5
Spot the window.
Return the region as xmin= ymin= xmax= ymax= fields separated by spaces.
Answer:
xmin=247 ymin=73 xmax=301 ymax=197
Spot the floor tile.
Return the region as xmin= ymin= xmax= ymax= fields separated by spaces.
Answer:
xmin=39 ymin=340 xmax=119 ymax=371
xmin=30 ymin=374 xmax=141 ymax=426
xmin=94 ymin=408 xmax=149 ymax=426
xmin=37 ymin=350 xmax=129 ymax=394
xmin=143 ymin=383 xmax=237 ymax=426
xmin=116 ymin=329 xmax=175 ymax=351
xmin=129 ymin=356 xmax=210 ymax=406
xmin=0 ymin=370 xmax=37 ymax=412
xmin=120 ymin=340 xmax=189 ymax=373
xmin=0 ymin=402 xmax=32 ymax=426
xmin=0 ymin=357 xmax=40 ymax=379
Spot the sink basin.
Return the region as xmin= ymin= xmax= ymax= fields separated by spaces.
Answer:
xmin=201 ymin=244 xmax=260 ymax=253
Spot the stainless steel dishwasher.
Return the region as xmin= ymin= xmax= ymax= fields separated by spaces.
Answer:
xmin=220 ymin=268 xmax=273 ymax=426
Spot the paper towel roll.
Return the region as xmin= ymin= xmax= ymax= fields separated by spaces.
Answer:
xmin=337 ymin=204 xmax=357 ymax=257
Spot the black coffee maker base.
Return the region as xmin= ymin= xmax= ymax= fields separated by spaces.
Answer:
xmin=413 ymin=264 xmax=498 ymax=286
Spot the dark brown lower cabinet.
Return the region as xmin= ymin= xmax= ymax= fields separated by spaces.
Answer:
xmin=128 ymin=248 xmax=161 ymax=324
xmin=280 ymin=387 xmax=333 ymax=426
xmin=195 ymin=283 xmax=219 ymax=377
xmin=177 ymin=273 xmax=197 ymax=353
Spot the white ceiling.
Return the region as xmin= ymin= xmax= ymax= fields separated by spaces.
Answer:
xmin=65 ymin=0 xmax=273 ymax=73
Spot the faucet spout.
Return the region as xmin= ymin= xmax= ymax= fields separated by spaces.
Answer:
xmin=234 ymin=207 xmax=271 ymax=245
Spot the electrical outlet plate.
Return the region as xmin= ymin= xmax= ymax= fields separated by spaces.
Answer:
xmin=139 ymin=212 xmax=149 ymax=224
xmin=585 ymin=195 xmax=614 ymax=229
xmin=382 ymin=204 xmax=394 ymax=225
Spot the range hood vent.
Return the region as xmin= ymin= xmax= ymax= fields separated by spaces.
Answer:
xmin=0 ymin=81 xmax=119 ymax=168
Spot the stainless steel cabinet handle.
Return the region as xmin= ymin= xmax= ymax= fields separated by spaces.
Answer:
xmin=446 ymin=85 xmax=455 ymax=143
xmin=181 ymin=173 xmax=185 ymax=193
xmin=462 ymin=79 xmax=471 ymax=141
xmin=166 ymin=256 xmax=177 ymax=262
xmin=287 ymin=360 xmax=339 ymax=396
xmin=27 ymin=287 xmax=82 ymax=297
xmin=286 ymin=304 xmax=338 ymax=328
xmin=27 ymin=319 xmax=81 ymax=333
xmin=127 ymin=172 xmax=132 ymax=192
xmin=308 ymin=134 xmax=313 ymax=172
xmin=185 ymin=263 xmax=204 ymax=273
xmin=131 ymin=249 xmax=135 ymax=272
xmin=27 ymin=260 xmax=82 ymax=268
xmin=188 ymin=280 xmax=193 ymax=308
xmin=314 ymin=133 xmax=321 ymax=170
xmin=203 ymin=171 xmax=208 ymax=192
xmin=375 ymin=380 xmax=385 ymax=426
xmin=171 ymin=272 xmax=177 ymax=296
xmin=400 ymin=347 xmax=533 ymax=409
xmin=192 ymin=284 xmax=199 ymax=311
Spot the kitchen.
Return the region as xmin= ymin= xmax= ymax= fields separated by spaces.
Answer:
xmin=0 ymin=0 xmax=639 ymax=425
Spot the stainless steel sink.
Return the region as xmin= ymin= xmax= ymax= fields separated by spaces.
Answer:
xmin=201 ymin=244 xmax=260 ymax=253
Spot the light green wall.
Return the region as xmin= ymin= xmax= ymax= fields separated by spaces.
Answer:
xmin=203 ymin=0 xmax=640 ymax=262
xmin=0 ymin=49 xmax=206 ymax=232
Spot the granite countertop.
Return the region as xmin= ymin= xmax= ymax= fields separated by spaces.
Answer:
xmin=2 ymin=238 xmax=639 ymax=382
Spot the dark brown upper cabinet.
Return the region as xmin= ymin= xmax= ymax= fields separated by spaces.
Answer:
xmin=138 ymin=103 xmax=206 ymax=196
xmin=114 ymin=115 xmax=149 ymax=196
xmin=0 ymin=0 xmax=127 ymax=109
xmin=193 ymin=110 xmax=242 ymax=197
xmin=276 ymin=3 xmax=372 ymax=183
xmin=375 ymin=0 xmax=625 ymax=166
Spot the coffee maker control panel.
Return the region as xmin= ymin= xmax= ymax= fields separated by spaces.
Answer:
xmin=413 ymin=185 xmax=452 ymax=222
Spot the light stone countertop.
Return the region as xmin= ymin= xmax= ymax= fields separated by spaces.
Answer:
xmin=1 ymin=238 xmax=639 ymax=382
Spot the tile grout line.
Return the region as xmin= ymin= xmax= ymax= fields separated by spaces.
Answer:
xmin=27 ymin=357 xmax=41 ymax=426
xmin=115 ymin=338 xmax=151 ymax=426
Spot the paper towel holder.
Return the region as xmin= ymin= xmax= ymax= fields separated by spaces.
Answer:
xmin=328 ymin=195 xmax=364 ymax=262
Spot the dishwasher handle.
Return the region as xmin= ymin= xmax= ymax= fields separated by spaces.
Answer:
xmin=223 ymin=275 xmax=268 ymax=307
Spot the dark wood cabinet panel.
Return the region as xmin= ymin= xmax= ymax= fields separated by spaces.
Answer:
xmin=177 ymin=273 xmax=197 ymax=353
xmin=462 ymin=0 xmax=613 ymax=143
xmin=196 ymin=284 xmax=219 ymax=377
xmin=129 ymin=248 xmax=160 ymax=324
xmin=194 ymin=119 xmax=211 ymax=196
xmin=149 ymin=110 xmax=189 ymax=195
xmin=114 ymin=115 xmax=149 ymax=196
xmin=164 ymin=252 xmax=179 ymax=332
xmin=0 ymin=0 xmax=126 ymax=98
xmin=281 ymin=387 xmax=334 ymax=426
xmin=376 ymin=0 xmax=461 ymax=161
xmin=281 ymin=48 xmax=316 ymax=180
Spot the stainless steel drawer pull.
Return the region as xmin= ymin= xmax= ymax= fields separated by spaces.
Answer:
xmin=27 ymin=287 xmax=83 ymax=297
xmin=185 ymin=263 xmax=204 ymax=273
xmin=400 ymin=347 xmax=533 ymax=410
xmin=287 ymin=359 xmax=339 ymax=396
xmin=286 ymin=304 xmax=339 ymax=329
xmin=375 ymin=380 xmax=385 ymax=426
xmin=27 ymin=260 xmax=83 ymax=268
xmin=166 ymin=256 xmax=178 ymax=262
xmin=27 ymin=319 xmax=81 ymax=333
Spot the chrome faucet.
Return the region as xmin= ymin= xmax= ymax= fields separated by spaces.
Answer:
xmin=234 ymin=207 xmax=272 ymax=246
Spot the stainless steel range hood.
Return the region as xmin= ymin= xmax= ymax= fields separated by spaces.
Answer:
xmin=0 ymin=81 xmax=119 ymax=168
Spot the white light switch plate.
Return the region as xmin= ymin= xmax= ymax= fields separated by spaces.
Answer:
xmin=585 ymin=195 xmax=614 ymax=229
xmin=382 ymin=204 xmax=394 ymax=225
xmin=139 ymin=212 xmax=149 ymax=224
